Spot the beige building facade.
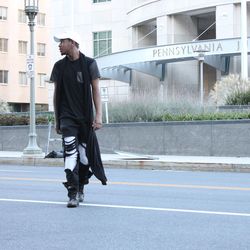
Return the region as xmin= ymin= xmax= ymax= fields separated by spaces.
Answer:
xmin=0 ymin=0 xmax=51 ymax=112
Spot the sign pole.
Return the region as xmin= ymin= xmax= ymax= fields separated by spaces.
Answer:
xmin=23 ymin=0 xmax=43 ymax=157
xmin=105 ymin=102 xmax=109 ymax=124
xmin=100 ymin=87 xmax=109 ymax=124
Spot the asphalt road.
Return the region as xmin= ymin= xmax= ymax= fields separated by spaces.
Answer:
xmin=0 ymin=164 xmax=250 ymax=250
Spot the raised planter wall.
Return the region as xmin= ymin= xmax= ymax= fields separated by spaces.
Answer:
xmin=0 ymin=120 xmax=250 ymax=157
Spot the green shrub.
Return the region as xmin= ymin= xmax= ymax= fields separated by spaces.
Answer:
xmin=0 ymin=114 xmax=28 ymax=126
xmin=1 ymin=104 xmax=250 ymax=126
xmin=107 ymin=99 xmax=211 ymax=123
xmin=106 ymin=99 xmax=250 ymax=123
xmin=160 ymin=112 xmax=250 ymax=122
xmin=208 ymin=74 xmax=250 ymax=105
xmin=0 ymin=113 xmax=53 ymax=126
xmin=226 ymin=89 xmax=250 ymax=105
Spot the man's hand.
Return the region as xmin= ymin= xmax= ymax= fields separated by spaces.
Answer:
xmin=92 ymin=114 xmax=102 ymax=130
xmin=55 ymin=123 xmax=62 ymax=134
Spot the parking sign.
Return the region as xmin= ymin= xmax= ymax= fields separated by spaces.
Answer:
xmin=100 ymin=87 xmax=109 ymax=102
xmin=26 ymin=55 xmax=34 ymax=78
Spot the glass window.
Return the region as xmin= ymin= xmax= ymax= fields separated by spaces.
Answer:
xmin=93 ymin=0 xmax=111 ymax=3
xmin=0 ymin=6 xmax=7 ymax=20
xmin=18 ymin=9 xmax=26 ymax=23
xmin=0 ymin=38 xmax=8 ymax=52
xmin=93 ymin=31 xmax=112 ymax=57
xmin=18 ymin=41 xmax=28 ymax=54
xmin=38 ymin=73 xmax=46 ymax=87
xmin=19 ymin=72 xmax=27 ymax=86
xmin=0 ymin=70 xmax=8 ymax=84
xmin=37 ymin=43 xmax=46 ymax=56
xmin=37 ymin=13 xmax=45 ymax=26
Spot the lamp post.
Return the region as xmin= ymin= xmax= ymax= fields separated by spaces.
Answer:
xmin=194 ymin=49 xmax=210 ymax=106
xmin=23 ymin=0 xmax=43 ymax=156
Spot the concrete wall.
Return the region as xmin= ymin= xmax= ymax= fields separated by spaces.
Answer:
xmin=1 ymin=120 xmax=250 ymax=157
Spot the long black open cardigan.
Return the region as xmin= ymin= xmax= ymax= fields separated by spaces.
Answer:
xmin=54 ymin=53 xmax=107 ymax=185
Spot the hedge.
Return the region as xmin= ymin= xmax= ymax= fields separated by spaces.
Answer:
xmin=1 ymin=110 xmax=250 ymax=126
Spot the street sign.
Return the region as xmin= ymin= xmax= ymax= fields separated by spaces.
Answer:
xmin=100 ymin=87 xmax=109 ymax=102
xmin=26 ymin=55 xmax=34 ymax=78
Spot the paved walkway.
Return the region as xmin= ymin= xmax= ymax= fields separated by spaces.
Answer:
xmin=1 ymin=150 xmax=250 ymax=172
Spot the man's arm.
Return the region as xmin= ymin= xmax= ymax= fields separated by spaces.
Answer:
xmin=53 ymin=82 xmax=61 ymax=134
xmin=91 ymin=78 xmax=102 ymax=130
xmin=50 ymin=62 xmax=61 ymax=134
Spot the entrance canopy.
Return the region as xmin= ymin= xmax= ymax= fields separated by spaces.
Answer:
xmin=95 ymin=38 xmax=249 ymax=84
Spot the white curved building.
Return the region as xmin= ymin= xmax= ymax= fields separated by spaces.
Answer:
xmin=50 ymin=0 xmax=249 ymax=103
xmin=1 ymin=1 xmax=248 ymax=111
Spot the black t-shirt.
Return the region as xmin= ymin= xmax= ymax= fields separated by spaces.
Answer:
xmin=50 ymin=55 xmax=100 ymax=121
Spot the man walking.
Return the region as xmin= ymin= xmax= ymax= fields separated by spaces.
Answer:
xmin=50 ymin=31 xmax=107 ymax=208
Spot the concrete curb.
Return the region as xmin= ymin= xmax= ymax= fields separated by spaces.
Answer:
xmin=106 ymin=160 xmax=250 ymax=172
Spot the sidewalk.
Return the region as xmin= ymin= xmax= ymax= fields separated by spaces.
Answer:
xmin=1 ymin=151 xmax=250 ymax=172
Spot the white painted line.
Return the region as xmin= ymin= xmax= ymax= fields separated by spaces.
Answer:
xmin=0 ymin=198 xmax=250 ymax=217
xmin=85 ymin=203 xmax=250 ymax=217
xmin=0 ymin=170 xmax=32 ymax=173
xmin=0 ymin=198 xmax=64 ymax=205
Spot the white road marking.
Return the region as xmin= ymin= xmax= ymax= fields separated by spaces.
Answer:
xmin=0 ymin=170 xmax=32 ymax=173
xmin=0 ymin=198 xmax=250 ymax=217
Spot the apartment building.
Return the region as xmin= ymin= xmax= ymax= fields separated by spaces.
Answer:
xmin=0 ymin=0 xmax=51 ymax=112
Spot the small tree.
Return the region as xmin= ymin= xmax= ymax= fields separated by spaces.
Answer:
xmin=208 ymin=74 xmax=250 ymax=106
xmin=0 ymin=99 xmax=10 ymax=113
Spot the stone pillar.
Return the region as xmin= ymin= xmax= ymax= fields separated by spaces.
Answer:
xmin=216 ymin=4 xmax=236 ymax=39
xmin=216 ymin=4 xmax=240 ymax=75
xmin=157 ymin=15 xmax=171 ymax=45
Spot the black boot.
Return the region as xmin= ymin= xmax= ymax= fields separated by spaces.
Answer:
xmin=63 ymin=169 xmax=79 ymax=208
xmin=79 ymin=163 xmax=93 ymax=185
xmin=78 ymin=164 xmax=93 ymax=202
xmin=78 ymin=184 xmax=84 ymax=203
